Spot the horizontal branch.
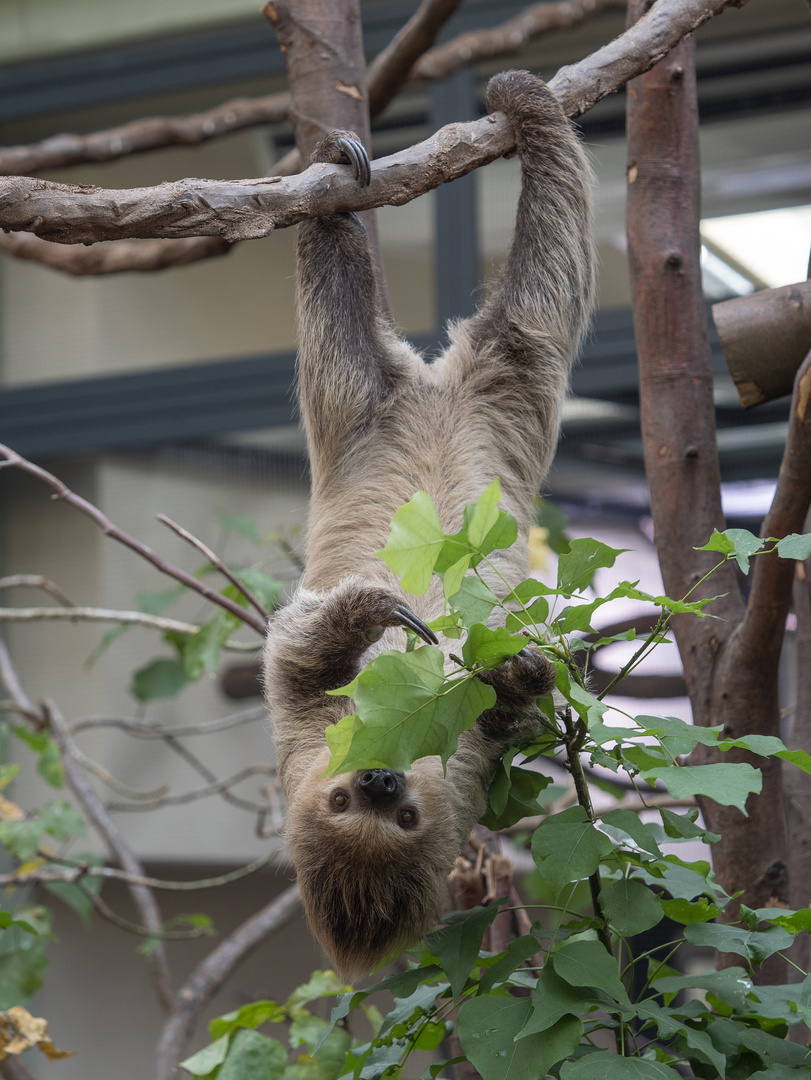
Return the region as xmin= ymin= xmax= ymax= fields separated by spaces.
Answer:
xmin=106 ymin=765 xmax=276 ymax=812
xmin=69 ymin=705 xmax=266 ymax=738
xmin=0 ymin=574 xmax=74 ymax=606
xmin=0 ymin=231 xmax=231 ymax=274
xmin=0 ymin=0 xmax=748 ymax=246
xmin=0 ymin=605 xmax=259 ymax=649
xmin=1 ymin=851 xmax=275 ymax=891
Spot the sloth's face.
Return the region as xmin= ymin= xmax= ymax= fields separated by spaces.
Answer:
xmin=285 ymin=761 xmax=463 ymax=981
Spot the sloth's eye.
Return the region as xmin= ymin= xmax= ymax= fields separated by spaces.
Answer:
xmin=397 ymin=807 xmax=418 ymax=829
xmin=331 ymin=790 xmax=349 ymax=812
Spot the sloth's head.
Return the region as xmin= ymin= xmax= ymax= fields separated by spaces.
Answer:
xmin=285 ymin=760 xmax=462 ymax=981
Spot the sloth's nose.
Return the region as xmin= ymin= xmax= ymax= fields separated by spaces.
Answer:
xmin=356 ymin=768 xmax=404 ymax=804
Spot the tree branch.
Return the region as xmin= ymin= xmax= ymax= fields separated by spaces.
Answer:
xmin=0 ymin=231 xmax=232 ymax=274
xmin=153 ymin=883 xmax=301 ymax=1080
xmin=0 ymin=575 xmax=75 ymax=607
xmin=45 ymin=700 xmax=175 ymax=1012
xmin=0 ymin=0 xmax=748 ymax=246
xmin=69 ymin=706 xmax=266 ymax=738
xmin=0 ymin=605 xmax=259 ymax=648
xmin=0 ymin=445 xmax=266 ymax=635
xmin=740 ymin=349 xmax=811 ymax=670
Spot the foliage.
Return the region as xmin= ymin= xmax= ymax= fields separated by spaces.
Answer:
xmin=181 ymin=482 xmax=811 ymax=1078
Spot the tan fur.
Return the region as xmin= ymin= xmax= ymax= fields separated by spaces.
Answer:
xmin=263 ymin=71 xmax=595 ymax=980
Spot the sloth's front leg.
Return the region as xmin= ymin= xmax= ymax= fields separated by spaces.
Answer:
xmin=266 ymin=577 xmax=437 ymax=699
xmin=474 ymin=644 xmax=556 ymax=743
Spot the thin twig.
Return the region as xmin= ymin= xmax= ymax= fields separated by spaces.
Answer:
xmin=0 ymin=605 xmax=259 ymax=649
xmin=72 ymin=743 xmax=169 ymax=800
xmin=69 ymin=705 xmax=267 ymax=738
xmin=76 ymin=879 xmax=216 ymax=940
xmin=44 ymin=700 xmax=175 ymax=1012
xmin=106 ymin=765 xmax=276 ymax=812
xmin=2 ymin=850 xmax=276 ymax=891
xmin=156 ymin=514 xmax=270 ymax=622
xmin=0 ymin=575 xmax=75 ymax=607
xmin=161 ymin=733 xmax=275 ymax=817
xmin=0 ymin=640 xmax=43 ymax=728
xmin=0 ymin=445 xmax=266 ymax=635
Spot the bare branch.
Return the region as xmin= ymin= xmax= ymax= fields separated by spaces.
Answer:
xmin=44 ymin=700 xmax=175 ymax=1012
xmin=0 ymin=231 xmax=231 ymax=275
xmin=154 ymin=883 xmax=301 ymax=1080
xmin=0 ymin=445 xmax=267 ymax=635
xmin=106 ymin=765 xmax=276 ymax=812
xmin=156 ymin=514 xmax=270 ymax=622
xmin=0 ymin=93 xmax=288 ymax=176
xmin=741 ymin=349 xmax=811 ymax=672
xmin=0 ymin=0 xmax=749 ymax=246
xmin=69 ymin=705 xmax=266 ymax=738
xmin=412 ymin=0 xmax=625 ymax=82
xmin=161 ymin=733 xmax=275 ymax=819
xmin=368 ymin=0 xmax=465 ymax=115
xmin=0 ymin=1057 xmax=38 ymax=1080
xmin=0 ymin=605 xmax=258 ymax=649
xmin=0 ymin=575 xmax=75 ymax=607
xmin=0 ymin=851 xmax=275 ymax=892
xmin=77 ymin=879 xmax=216 ymax=940
xmin=0 ymin=639 xmax=42 ymax=727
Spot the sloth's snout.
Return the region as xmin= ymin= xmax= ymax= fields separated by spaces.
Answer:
xmin=355 ymin=768 xmax=405 ymax=806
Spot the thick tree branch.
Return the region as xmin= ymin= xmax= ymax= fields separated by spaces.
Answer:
xmin=740 ymin=349 xmax=811 ymax=669
xmin=0 ymin=445 xmax=266 ymax=635
xmin=153 ymin=883 xmax=301 ymax=1080
xmin=0 ymin=0 xmax=748 ymax=246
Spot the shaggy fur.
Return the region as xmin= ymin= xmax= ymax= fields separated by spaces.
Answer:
xmin=263 ymin=71 xmax=595 ymax=981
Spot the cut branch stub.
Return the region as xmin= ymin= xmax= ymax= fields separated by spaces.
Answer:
xmin=712 ymin=280 xmax=811 ymax=408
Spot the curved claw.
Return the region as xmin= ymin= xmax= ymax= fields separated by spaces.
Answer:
xmin=336 ymin=136 xmax=371 ymax=188
xmin=394 ymin=604 xmax=439 ymax=646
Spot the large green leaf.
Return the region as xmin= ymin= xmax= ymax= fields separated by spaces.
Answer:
xmin=642 ymin=763 xmax=762 ymax=814
xmin=325 ymin=647 xmax=495 ymax=773
xmin=599 ymin=878 xmax=664 ymax=937
xmin=552 ymin=939 xmax=631 ymax=1007
xmin=531 ymin=806 xmax=613 ymax=894
xmin=425 ymin=904 xmax=502 ymax=999
xmin=458 ymin=997 xmax=581 ymax=1080
xmin=377 ymin=491 xmax=446 ymax=594
xmin=560 ymin=1051 xmax=681 ymax=1080
xmin=684 ymin=921 xmax=794 ymax=966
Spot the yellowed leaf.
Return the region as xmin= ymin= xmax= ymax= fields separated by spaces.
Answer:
xmin=527 ymin=525 xmax=550 ymax=571
xmin=0 ymin=1006 xmax=74 ymax=1060
xmin=0 ymin=793 xmax=24 ymax=821
xmin=15 ymin=857 xmax=46 ymax=879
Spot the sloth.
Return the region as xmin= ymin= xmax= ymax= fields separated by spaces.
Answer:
xmin=262 ymin=70 xmax=595 ymax=980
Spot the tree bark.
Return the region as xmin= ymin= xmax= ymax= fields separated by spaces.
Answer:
xmin=713 ymin=280 xmax=811 ymax=407
xmin=625 ymin=3 xmax=799 ymax=983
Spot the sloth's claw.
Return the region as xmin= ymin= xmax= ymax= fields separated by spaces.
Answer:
xmin=335 ymin=136 xmax=371 ymax=188
xmin=394 ymin=604 xmax=439 ymax=645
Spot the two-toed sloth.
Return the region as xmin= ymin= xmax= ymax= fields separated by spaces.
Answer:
xmin=263 ymin=71 xmax=595 ymax=980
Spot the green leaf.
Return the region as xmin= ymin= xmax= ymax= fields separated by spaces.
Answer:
xmin=479 ymin=935 xmax=541 ymax=994
xmin=208 ymin=1001 xmax=281 ymax=1040
xmin=552 ymin=939 xmax=631 ymax=1007
xmin=599 ymin=878 xmax=664 ymax=936
xmin=557 ymin=538 xmax=626 ymax=595
xmin=684 ymin=921 xmax=794 ymax=966
xmin=217 ymin=1029 xmax=287 ymax=1080
xmin=531 ymin=806 xmax=613 ymax=895
xmin=555 ymin=666 xmax=607 ymax=726
xmin=697 ymin=528 xmax=765 ymax=573
xmin=461 ymin=624 xmax=527 ymax=669
xmin=425 ymin=903 xmax=502 ymax=998
xmin=448 ymin=575 xmax=498 ymax=626
xmin=458 ymin=997 xmax=581 ymax=1080
xmin=0 ymin=905 xmax=52 ymax=1007
xmin=325 ymin=648 xmax=495 ymax=773
xmin=634 ymin=1000 xmax=727 ymax=1075
xmin=377 ymin=491 xmax=446 ymax=594
xmin=659 ymin=896 xmax=723 ymax=925
xmin=651 ymin=966 xmax=755 ymax=1010
xmin=601 ymin=809 xmax=662 ymax=857
xmin=137 ymin=585 xmax=186 ymax=616
xmin=464 ymin=477 xmax=503 ymax=547
xmin=560 ymin=1051 xmax=681 ymax=1080
xmin=480 ymin=765 xmax=552 ymax=831
xmin=229 ymin=568 xmax=284 ymax=611
xmin=44 ymin=853 xmax=103 ymax=926
xmin=36 ymin=738 xmax=64 ymax=788
xmin=180 ymin=1034 xmax=230 ymax=1078
xmin=642 ymin=763 xmax=762 ymax=815
xmin=659 ymin=807 xmax=720 ymax=843
xmin=776 ymin=532 xmax=811 ymax=561
xmin=521 ymin=963 xmax=608 ymax=1037
xmin=130 ymin=657 xmax=189 ymax=702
